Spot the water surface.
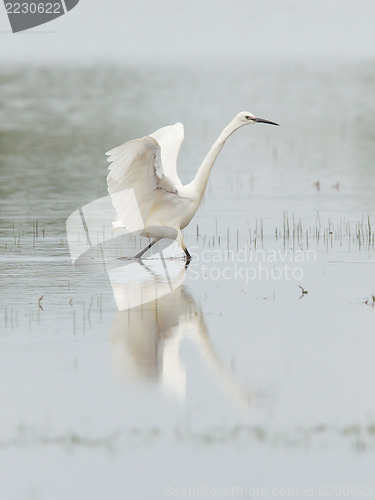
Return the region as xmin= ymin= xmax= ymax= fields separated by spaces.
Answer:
xmin=1 ymin=61 xmax=375 ymax=499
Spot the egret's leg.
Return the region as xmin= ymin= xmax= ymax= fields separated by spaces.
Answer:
xmin=177 ymin=230 xmax=192 ymax=263
xmin=135 ymin=238 xmax=161 ymax=258
xmin=184 ymin=247 xmax=192 ymax=264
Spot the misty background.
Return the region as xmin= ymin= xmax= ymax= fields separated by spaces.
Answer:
xmin=1 ymin=0 xmax=375 ymax=63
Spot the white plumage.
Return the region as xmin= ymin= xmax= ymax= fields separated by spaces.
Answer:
xmin=106 ymin=111 xmax=279 ymax=261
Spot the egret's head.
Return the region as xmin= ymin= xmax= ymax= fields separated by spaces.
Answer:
xmin=236 ymin=111 xmax=279 ymax=127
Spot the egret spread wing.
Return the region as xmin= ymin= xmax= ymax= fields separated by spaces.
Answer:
xmin=106 ymin=136 xmax=177 ymax=228
xmin=149 ymin=122 xmax=184 ymax=188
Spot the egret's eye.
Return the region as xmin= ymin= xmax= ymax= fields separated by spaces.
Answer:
xmin=245 ymin=115 xmax=251 ymax=120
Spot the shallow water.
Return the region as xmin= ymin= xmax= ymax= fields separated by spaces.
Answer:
xmin=1 ymin=61 xmax=375 ymax=499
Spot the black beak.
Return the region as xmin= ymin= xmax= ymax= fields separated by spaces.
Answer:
xmin=255 ymin=117 xmax=279 ymax=126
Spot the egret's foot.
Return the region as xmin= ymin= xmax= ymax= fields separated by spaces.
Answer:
xmin=134 ymin=249 xmax=148 ymax=259
xmin=184 ymin=248 xmax=192 ymax=265
xmin=134 ymin=238 xmax=161 ymax=259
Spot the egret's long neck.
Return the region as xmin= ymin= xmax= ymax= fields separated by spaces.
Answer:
xmin=191 ymin=119 xmax=241 ymax=200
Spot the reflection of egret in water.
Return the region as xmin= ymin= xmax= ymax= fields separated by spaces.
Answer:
xmin=110 ymin=260 xmax=254 ymax=407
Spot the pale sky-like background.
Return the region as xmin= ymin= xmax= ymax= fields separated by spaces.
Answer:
xmin=1 ymin=0 xmax=375 ymax=63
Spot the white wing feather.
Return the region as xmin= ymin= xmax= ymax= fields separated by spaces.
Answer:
xmin=149 ymin=122 xmax=184 ymax=188
xmin=106 ymin=130 xmax=182 ymax=229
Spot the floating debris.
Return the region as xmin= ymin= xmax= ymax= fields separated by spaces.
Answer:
xmin=38 ymin=296 xmax=44 ymax=311
xmin=313 ymin=181 xmax=320 ymax=192
xmin=363 ymin=296 xmax=375 ymax=308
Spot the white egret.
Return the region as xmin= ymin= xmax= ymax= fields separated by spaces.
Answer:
xmin=106 ymin=111 xmax=279 ymax=262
